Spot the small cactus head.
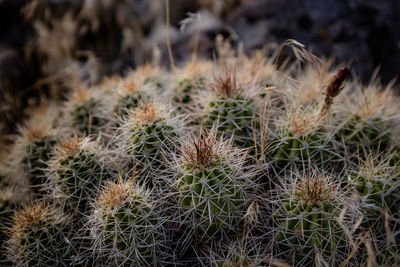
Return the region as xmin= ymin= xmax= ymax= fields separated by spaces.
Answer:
xmin=89 ymin=179 xmax=167 ymax=266
xmin=176 ymin=131 xmax=250 ymax=240
xmin=203 ymin=238 xmax=267 ymax=267
xmin=114 ymin=78 xmax=149 ymax=118
xmin=350 ymin=156 xmax=399 ymax=214
xmin=67 ymin=88 xmax=112 ymax=135
xmin=122 ymin=101 xmax=180 ymax=187
xmin=6 ymin=201 xmax=72 ymax=267
xmin=201 ymin=70 xmax=260 ymax=148
xmin=273 ymin=171 xmax=353 ymax=265
xmin=10 ymin=120 xmax=59 ymax=195
xmin=49 ymin=136 xmax=110 ymax=216
xmin=270 ymin=107 xmax=336 ymax=170
xmin=337 ymin=114 xmax=391 ymax=157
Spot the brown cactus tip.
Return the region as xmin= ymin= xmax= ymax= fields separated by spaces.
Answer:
xmin=135 ymin=100 xmax=157 ymax=123
xmin=182 ymin=132 xmax=221 ymax=168
xmin=122 ymin=78 xmax=138 ymax=93
xmin=22 ymin=126 xmax=46 ymax=142
xmin=56 ymin=135 xmax=83 ymax=156
xmin=72 ymin=89 xmax=92 ymax=103
xmin=13 ymin=201 xmax=50 ymax=230
xmin=210 ymin=68 xmax=241 ymax=98
xmin=98 ymin=180 xmax=134 ymax=209
xmin=298 ymin=174 xmax=334 ymax=204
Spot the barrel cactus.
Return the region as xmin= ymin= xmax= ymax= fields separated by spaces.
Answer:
xmin=121 ymin=101 xmax=181 ymax=187
xmin=175 ymin=132 xmax=250 ymax=240
xmin=200 ymin=71 xmax=259 ymax=148
xmin=89 ymin=179 xmax=167 ymax=266
xmin=269 ymin=108 xmax=336 ymax=170
xmin=5 ymin=201 xmax=72 ymax=266
xmin=273 ymin=173 xmax=353 ymax=265
xmin=48 ymin=136 xmax=112 ymax=216
xmin=65 ymin=89 xmax=112 ymax=135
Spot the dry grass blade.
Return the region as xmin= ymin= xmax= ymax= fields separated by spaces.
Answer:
xmin=273 ymin=39 xmax=322 ymax=71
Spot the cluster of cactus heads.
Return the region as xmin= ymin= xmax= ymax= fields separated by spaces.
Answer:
xmin=1 ymin=41 xmax=400 ymax=266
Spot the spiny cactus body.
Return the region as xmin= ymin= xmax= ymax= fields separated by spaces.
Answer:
xmin=123 ymin=102 xmax=180 ymax=187
xmin=200 ymin=72 xmax=259 ymax=148
xmin=49 ymin=136 xmax=110 ymax=215
xmin=174 ymin=77 xmax=205 ymax=105
xmin=113 ymin=79 xmax=150 ymax=119
xmin=175 ymin=133 xmax=250 ymax=240
xmin=90 ymin=180 xmax=166 ymax=266
xmin=271 ymin=129 xmax=333 ymax=169
xmin=6 ymin=202 xmax=72 ymax=267
xmin=338 ymin=115 xmax=391 ymax=155
xmin=66 ymin=89 xmax=112 ymax=135
xmin=273 ymin=174 xmax=351 ymax=265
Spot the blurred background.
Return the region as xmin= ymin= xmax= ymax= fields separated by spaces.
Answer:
xmin=0 ymin=0 xmax=399 ymax=140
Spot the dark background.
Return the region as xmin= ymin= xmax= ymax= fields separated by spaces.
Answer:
xmin=0 ymin=0 xmax=399 ymax=139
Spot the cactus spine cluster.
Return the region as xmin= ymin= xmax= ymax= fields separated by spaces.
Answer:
xmin=175 ymin=133 xmax=250 ymax=240
xmin=49 ymin=136 xmax=109 ymax=215
xmin=89 ymin=180 xmax=166 ymax=266
xmin=122 ymin=101 xmax=180 ymax=187
xmin=6 ymin=201 xmax=72 ymax=266
xmin=0 ymin=41 xmax=399 ymax=266
xmin=201 ymin=71 xmax=259 ymax=148
xmin=273 ymin=173 xmax=351 ymax=265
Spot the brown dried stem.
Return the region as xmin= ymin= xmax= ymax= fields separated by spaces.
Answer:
xmin=320 ymin=67 xmax=351 ymax=117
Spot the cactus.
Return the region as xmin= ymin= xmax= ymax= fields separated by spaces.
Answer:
xmin=113 ymin=79 xmax=149 ymax=119
xmin=350 ymin=162 xmax=397 ymax=213
xmin=337 ymin=115 xmax=391 ymax=156
xmin=1 ymin=40 xmax=400 ymax=266
xmin=89 ymin=179 xmax=167 ymax=266
xmin=48 ymin=136 xmax=110 ymax=215
xmin=144 ymin=76 xmax=164 ymax=93
xmin=23 ymin=135 xmax=57 ymax=179
xmin=9 ymin=123 xmax=59 ymax=195
xmin=204 ymin=238 xmax=266 ymax=267
xmin=269 ymin=108 xmax=337 ymax=170
xmin=273 ymin=173 xmax=351 ymax=265
xmin=175 ymin=132 xmax=249 ymax=240
xmin=66 ymin=89 xmax=112 ymax=135
xmin=6 ymin=201 xmax=72 ymax=267
xmin=201 ymin=71 xmax=259 ymax=148
xmin=122 ymin=101 xmax=179 ymax=187
xmin=0 ymin=188 xmax=17 ymax=251
xmin=174 ymin=77 xmax=205 ymax=105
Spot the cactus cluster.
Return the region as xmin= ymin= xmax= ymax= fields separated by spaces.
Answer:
xmin=0 ymin=41 xmax=399 ymax=266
